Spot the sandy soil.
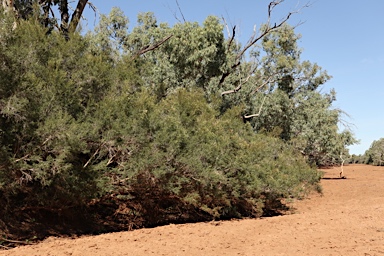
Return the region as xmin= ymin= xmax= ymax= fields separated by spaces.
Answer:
xmin=2 ymin=164 xmax=384 ymax=256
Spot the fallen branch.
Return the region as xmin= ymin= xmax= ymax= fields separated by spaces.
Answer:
xmin=0 ymin=244 xmax=11 ymax=249
xmin=1 ymin=238 xmax=35 ymax=245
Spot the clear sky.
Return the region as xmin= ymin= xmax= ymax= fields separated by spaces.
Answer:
xmin=81 ymin=0 xmax=384 ymax=155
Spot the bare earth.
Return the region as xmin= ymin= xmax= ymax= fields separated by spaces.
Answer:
xmin=2 ymin=164 xmax=384 ymax=256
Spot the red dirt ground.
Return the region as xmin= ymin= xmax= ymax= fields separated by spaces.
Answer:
xmin=2 ymin=164 xmax=384 ymax=256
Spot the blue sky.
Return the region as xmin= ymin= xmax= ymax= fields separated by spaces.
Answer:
xmin=81 ymin=0 xmax=384 ymax=155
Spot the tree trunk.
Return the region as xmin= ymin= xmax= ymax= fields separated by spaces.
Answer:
xmin=69 ymin=0 xmax=88 ymax=33
xmin=59 ymin=0 xmax=69 ymax=38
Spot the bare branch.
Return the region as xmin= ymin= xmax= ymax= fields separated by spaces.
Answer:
xmin=133 ymin=34 xmax=173 ymax=58
xmin=87 ymin=1 xmax=96 ymax=12
xmin=0 ymin=244 xmax=11 ymax=249
xmin=0 ymin=238 xmax=35 ymax=245
xmin=165 ymin=2 xmax=182 ymax=23
xmin=221 ymin=16 xmax=231 ymax=38
xmin=227 ymin=25 xmax=236 ymax=49
xmin=220 ymin=85 xmax=241 ymax=96
xmin=83 ymin=142 xmax=105 ymax=168
xmin=243 ymin=92 xmax=268 ymax=120
xmin=243 ymin=113 xmax=260 ymax=119
xmin=236 ymin=12 xmax=290 ymax=61
xmin=14 ymin=154 xmax=29 ymax=162
xmin=221 ymin=71 xmax=252 ymax=96
xmin=175 ymin=0 xmax=186 ymax=22
xmin=222 ymin=65 xmax=273 ymax=96
xmin=218 ymin=1 xmax=310 ymax=86
xmin=250 ymin=75 xmax=275 ymax=95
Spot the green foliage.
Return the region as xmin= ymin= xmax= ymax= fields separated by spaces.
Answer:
xmin=122 ymin=13 xmax=227 ymax=96
xmin=0 ymin=18 xmax=114 ymax=209
xmin=0 ymin=6 xmax=354 ymax=240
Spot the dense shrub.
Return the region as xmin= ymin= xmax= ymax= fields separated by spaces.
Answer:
xmin=0 ymin=11 xmax=323 ymax=242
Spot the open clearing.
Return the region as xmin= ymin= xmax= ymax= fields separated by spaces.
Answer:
xmin=2 ymin=164 xmax=384 ymax=256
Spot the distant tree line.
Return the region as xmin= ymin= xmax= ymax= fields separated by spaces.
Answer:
xmin=348 ymin=138 xmax=384 ymax=166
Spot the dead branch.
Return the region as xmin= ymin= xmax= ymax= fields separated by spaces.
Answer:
xmin=221 ymin=72 xmax=251 ymax=96
xmin=222 ymin=15 xmax=236 ymax=49
xmin=165 ymin=2 xmax=182 ymax=23
xmin=87 ymin=1 xmax=96 ymax=12
xmin=0 ymin=238 xmax=35 ymax=245
xmin=219 ymin=0 xmax=310 ymax=86
xmin=243 ymin=91 xmax=268 ymax=121
xmin=14 ymin=154 xmax=30 ymax=162
xmin=83 ymin=142 xmax=104 ymax=168
xmin=240 ymin=1 xmax=310 ymax=59
xmin=17 ymin=170 xmax=33 ymax=185
xmin=221 ymin=66 xmax=273 ymax=96
xmin=220 ymin=85 xmax=241 ymax=96
xmin=221 ymin=16 xmax=231 ymax=38
xmin=175 ymin=0 xmax=186 ymax=22
xmin=250 ymin=75 xmax=274 ymax=95
xmin=227 ymin=25 xmax=236 ymax=49
xmin=84 ymin=1 xmax=97 ymax=26
xmin=0 ymin=244 xmax=11 ymax=249
xmin=107 ymin=154 xmax=116 ymax=166
xmin=133 ymin=34 xmax=173 ymax=58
